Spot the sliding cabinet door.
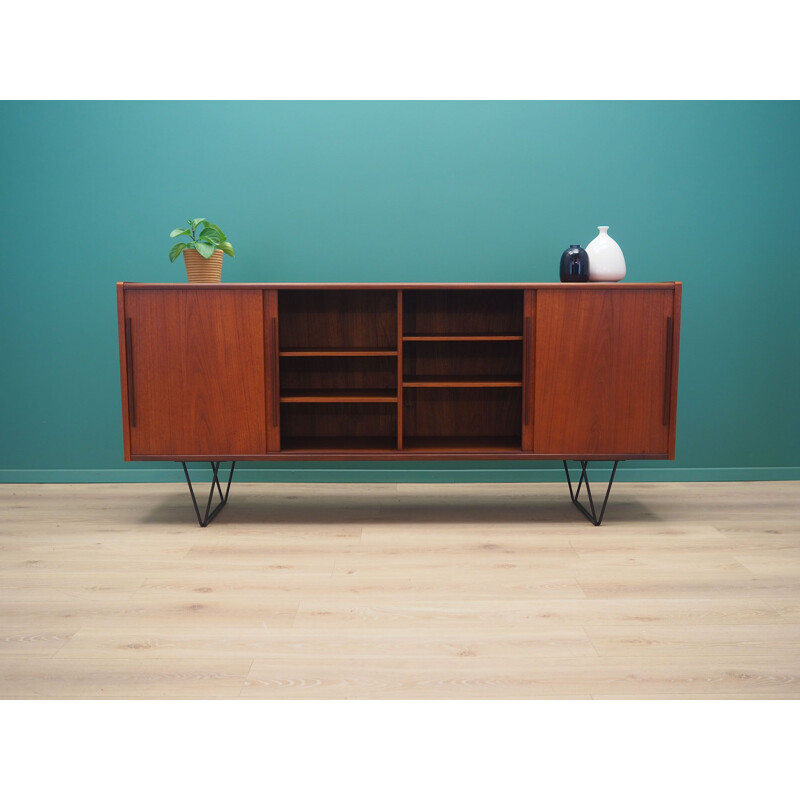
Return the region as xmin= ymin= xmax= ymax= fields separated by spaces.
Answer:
xmin=532 ymin=288 xmax=677 ymax=458
xmin=122 ymin=287 xmax=267 ymax=458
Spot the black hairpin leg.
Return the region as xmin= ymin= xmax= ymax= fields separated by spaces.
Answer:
xmin=563 ymin=460 xmax=620 ymax=526
xmin=181 ymin=461 xmax=236 ymax=527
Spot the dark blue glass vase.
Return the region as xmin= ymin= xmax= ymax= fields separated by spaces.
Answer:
xmin=559 ymin=244 xmax=589 ymax=282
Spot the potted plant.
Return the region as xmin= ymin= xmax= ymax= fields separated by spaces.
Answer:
xmin=169 ymin=218 xmax=235 ymax=283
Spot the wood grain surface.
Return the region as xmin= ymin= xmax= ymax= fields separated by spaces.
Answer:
xmin=123 ymin=288 xmax=267 ymax=457
xmin=533 ymin=288 xmax=674 ymax=456
xmin=2 ymin=479 xmax=797 ymax=698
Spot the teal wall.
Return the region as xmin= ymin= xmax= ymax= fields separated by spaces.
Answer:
xmin=1 ymin=101 xmax=798 ymax=482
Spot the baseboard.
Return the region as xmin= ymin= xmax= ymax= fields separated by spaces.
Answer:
xmin=1 ymin=465 xmax=799 ymax=483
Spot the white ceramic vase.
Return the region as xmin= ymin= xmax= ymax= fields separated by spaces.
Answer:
xmin=586 ymin=226 xmax=626 ymax=282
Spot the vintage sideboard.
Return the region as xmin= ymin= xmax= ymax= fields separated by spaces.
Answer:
xmin=117 ymin=282 xmax=681 ymax=525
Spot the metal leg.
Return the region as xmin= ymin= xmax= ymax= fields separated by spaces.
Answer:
xmin=563 ymin=460 xmax=620 ymax=526
xmin=181 ymin=461 xmax=236 ymax=527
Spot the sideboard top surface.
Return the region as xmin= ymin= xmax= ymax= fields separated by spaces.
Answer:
xmin=119 ymin=282 xmax=680 ymax=290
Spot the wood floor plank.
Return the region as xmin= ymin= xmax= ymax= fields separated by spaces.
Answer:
xmin=330 ymin=559 xmax=585 ymax=580
xmin=0 ymin=657 xmax=252 ymax=698
xmin=1 ymin=587 xmax=140 ymax=630
xmin=733 ymin=549 xmax=800 ymax=577
xmin=94 ymin=591 xmax=300 ymax=628
xmin=55 ymin=626 xmax=597 ymax=660
xmin=0 ymin=571 xmax=145 ymax=592
xmin=576 ymin=573 xmax=800 ymax=601
xmin=183 ymin=545 xmax=345 ymax=567
xmin=569 ymin=556 xmax=751 ymax=575
xmin=585 ymin=624 xmax=800 ymax=657
xmin=326 ymin=572 xmax=588 ymax=598
xmin=569 ymin=531 xmax=735 ymax=558
xmin=0 ymin=628 xmax=77 ymax=656
xmin=292 ymin=597 xmax=786 ymax=628
xmin=591 ymin=694 xmax=790 ymax=700
xmin=769 ymin=601 xmax=800 ymax=622
xmin=0 ymin=539 xmax=197 ymax=561
xmin=714 ymin=527 xmax=800 ymax=549
xmin=242 ymin=655 xmax=800 ymax=699
xmin=1 ymin=586 xmax=299 ymax=629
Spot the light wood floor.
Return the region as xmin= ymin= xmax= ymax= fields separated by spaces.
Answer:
xmin=1 ymin=479 xmax=798 ymax=699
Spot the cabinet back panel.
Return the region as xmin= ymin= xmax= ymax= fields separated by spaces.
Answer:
xmin=280 ymin=356 xmax=397 ymax=392
xmin=403 ymin=387 xmax=522 ymax=440
xmin=279 ymin=290 xmax=397 ymax=349
xmin=403 ymin=289 xmax=523 ymax=336
xmin=403 ymin=340 xmax=522 ymax=381
xmin=281 ymin=403 xmax=397 ymax=439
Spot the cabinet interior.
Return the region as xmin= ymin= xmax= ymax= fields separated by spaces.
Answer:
xmin=278 ymin=289 xmax=397 ymax=350
xmin=280 ymin=356 xmax=397 ymax=396
xmin=277 ymin=288 xmax=524 ymax=453
xmin=403 ymin=289 xmax=522 ymax=337
xmin=280 ymin=402 xmax=398 ymax=452
xmin=402 ymin=387 xmax=522 ymax=451
xmin=403 ymin=339 xmax=523 ymax=385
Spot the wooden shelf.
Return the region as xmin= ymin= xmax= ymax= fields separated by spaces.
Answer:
xmin=281 ymin=435 xmax=522 ymax=453
xmin=403 ymin=334 xmax=522 ymax=342
xmin=280 ymin=436 xmax=398 ymax=452
xmin=280 ymin=347 xmax=398 ymax=357
xmin=403 ymin=375 xmax=522 ymax=387
xmin=280 ymin=390 xmax=398 ymax=403
xmin=402 ymin=436 xmax=521 ymax=452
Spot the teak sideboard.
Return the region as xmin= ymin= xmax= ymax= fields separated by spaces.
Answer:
xmin=117 ymin=282 xmax=681 ymax=526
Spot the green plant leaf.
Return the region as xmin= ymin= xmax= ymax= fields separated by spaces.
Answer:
xmin=202 ymin=223 xmax=227 ymax=242
xmin=168 ymin=242 xmax=188 ymax=262
xmin=219 ymin=241 xmax=235 ymax=258
xmin=195 ymin=240 xmax=216 ymax=258
xmin=189 ymin=217 xmax=207 ymax=229
xmin=199 ymin=227 xmax=222 ymax=245
xmin=169 ymin=227 xmax=190 ymax=238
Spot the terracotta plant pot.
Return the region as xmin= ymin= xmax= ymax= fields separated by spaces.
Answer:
xmin=183 ymin=249 xmax=223 ymax=283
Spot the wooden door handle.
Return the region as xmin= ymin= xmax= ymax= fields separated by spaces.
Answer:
xmin=524 ymin=316 xmax=532 ymax=426
xmin=125 ymin=318 xmax=136 ymax=428
xmin=272 ymin=316 xmax=279 ymax=427
xmin=663 ymin=317 xmax=674 ymax=426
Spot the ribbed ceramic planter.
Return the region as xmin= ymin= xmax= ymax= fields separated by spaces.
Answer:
xmin=183 ymin=249 xmax=223 ymax=283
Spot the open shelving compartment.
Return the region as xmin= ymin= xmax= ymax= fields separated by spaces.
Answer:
xmin=402 ymin=288 xmax=523 ymax=339
xmin=402 ymin=386 xmax=522 ymax=452
xmin=274 ymin=288 xmax=526 ymax=453
xmin=401 ymin=289 xmax=525 ymax=452
xmin=277 ymin=289 xmax=400 ymax=452
xmin=402 ymin=339 xmax=523 ymax=387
